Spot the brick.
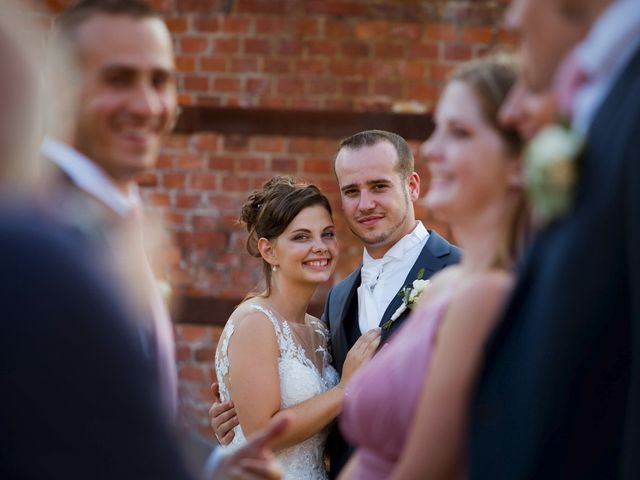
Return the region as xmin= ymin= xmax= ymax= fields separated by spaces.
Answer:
xmin=183 ymin=75 xmax=209 ymax=92
xmin=196 ymin=95 xmax=222 ymax=107
xmin=425 ymin=23 xmax=458 ymax=42
xmin=277 ymin=77 xmax=305 ymax=95
xmin=179 ymin=36 xmax=209 ymax=54
xmin=192 ymin=215 xmax=218 ymax=230
xmin=209 ymin=156 xmax=235 ymax=172
xmin=406 ymin=83 xmax=438 ymax=103
xmin=341 ymin=40 xmax=370 ymax=58
xmin=374 ymin=42 xmax=405 ymax=58
xmin=190 ymin=173 xmax=218 ymax=190
xmin=291 ymin=98 xmax=322 ymax=109
xmin=373 ymin=80 xmax=403 ymax=97
xmin=277 ymin=39 xmax=303 ymax=56
xmin=137 ymin=172 xmax=158 ymax=187
xmin=222 ymin=17 xmax=252 ymax=34
xmin=200 ymin=57 xmax=227 ymax=72
xmin=255 ymin=17 xmax=285 ymax=35
xmin=213 ymin=77 xmax=242 ymax=92
xmin=302 ymin=158 xmax=332 ymax=174
xmin=193 ymin=17 xmax=220 ymax=32
xmin=307 ymin=40 xmax=337 ymax=56
xmin=246 ymin=77 xmax=271 ymax=94
xmin=193 ymin=133 xmax=219 ymax=151
xmin=175 ymin=0 xmax=226 ymax=12
xmin=272 ymin=158 xmax=298 ymax=172
xmin=462 ymin=25 xmax=494 ymax=44
xmin=342 ymin=80 xmax=369 ymax=95
xmin=354 ymin=21 xmax=388 ymax=40
xmin=325 ymin=20 xmax=352 ymax=39
xmin=444 ymin=44 xmax=472 ymax=61
xmin=306 ymin=0 xmax=367 ymax=16
xmin=429 ymin=63 xmax=456 ymax=82
xmin=163 ymin=172 xmax=187 ymax=189
xmin=175 ymin=193 xmax=202 ymax=208
xmin=264 ymin=58 xmax=291 ymax=74
xmin=295 ymin=59 xmax=326 ymax=75
xmin=254 ymin=137 xmax=286 ymax=153
xmin=163 ymin=211 xmax=186 ymax=228
xmin=294 ymin=18 xmax=320 ymax=36
xmin=231 ymin=57 xmax=259 ymax=73
xmin=244 ymin=38 xmax=271 ymax=55
xmin=146 ymin=191 xmax=171 ymax=207
xmin=222 ymin=176 xmax=250 ymax=192
xmin=397 ymin=61 xmax=425 ymax=81
xmin=156 ymin=153 xmax=174 ymax=169
xmin=195 ymin=347 xmax=216 ymax=362
xmin=211 ymin=38 xmax=240 ymax=55
xmin=176 ymin=153 xmax=204 ymax=169
xmin=409 ymin=42 xmax=439 ymax=60
xmin=179 ymin=365 xmax=206 ymax=382
xmin=237 ymin=0 xmax=290 ymax=14
xmin=389 ymin=23 xmax=421 ymax=41
xmin=224 ymin=135 xmax=250 ymax=152
xmin=176 ymin=56 xmax=196 ymax=73
xmin=307 ymin=78 xmax=337 ymax=95
xmin=175 ymin=345 xmax=192 ymax=362
xmin=238 ymin=157 xmax=266 ymax=171
xmin=165 ymin=16 xmax=188 ymax=33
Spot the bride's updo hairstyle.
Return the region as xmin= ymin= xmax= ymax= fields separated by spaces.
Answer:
xmin=240 ymin=175 xmax=333 ymax=297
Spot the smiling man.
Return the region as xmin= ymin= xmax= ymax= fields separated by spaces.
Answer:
xmin=322 ymin=130 xmax=461 ymax=476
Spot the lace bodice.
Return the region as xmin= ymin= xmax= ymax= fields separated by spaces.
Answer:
xmin=215 ymin=303 xmax=339 ymax=479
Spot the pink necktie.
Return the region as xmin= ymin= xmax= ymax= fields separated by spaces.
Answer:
xmin=555 ymin=51 xmax=589 ymax=118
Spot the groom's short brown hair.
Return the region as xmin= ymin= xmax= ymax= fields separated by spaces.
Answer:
xmin=335 ymin=130 xmax=414 ymax=179
xmin=55 ymin=0 xmax=160 ymax=42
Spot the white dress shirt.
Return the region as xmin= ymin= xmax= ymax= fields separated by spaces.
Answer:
xmin=569 ymin=0 xmax=640 ymax=134
xmin=358 ymin=221 xmax=429 ymax=333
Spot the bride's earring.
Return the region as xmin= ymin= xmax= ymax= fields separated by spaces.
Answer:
xmin=272 ymin=265 xmax=278 ymax=272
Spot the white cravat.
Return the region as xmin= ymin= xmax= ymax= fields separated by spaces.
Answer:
xmin=358 ymin=257 xmax=389 ymax=334
xmin=357 ymin=222 xmax=429 ymax=333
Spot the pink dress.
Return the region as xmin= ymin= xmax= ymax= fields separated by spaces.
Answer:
xmin=339 ymin=289 xmax=453 ymax=479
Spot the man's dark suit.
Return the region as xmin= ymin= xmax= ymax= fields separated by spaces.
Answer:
xmin=469 ymin=45 xmax=640 ymax=480
xmin=0 ymin=206 xmax=194 ymax=479
xmin=322 ymin=230 xmax=461 ymax=477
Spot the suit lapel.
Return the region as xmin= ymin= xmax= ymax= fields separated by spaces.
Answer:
xmin=330 ymin=268 xmax=361 ymax=369
xmin=379 ymin=230 xmax=456 ymax=329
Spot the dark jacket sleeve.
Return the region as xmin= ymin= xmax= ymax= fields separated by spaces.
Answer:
xmin=0 ymin=218 xmax=195 ymax=480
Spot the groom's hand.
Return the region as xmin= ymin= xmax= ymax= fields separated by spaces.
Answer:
xmin=210 ymin=382 xmax=239 ymax=445
xmin=211 ymin=413 xmax=291 ymax=479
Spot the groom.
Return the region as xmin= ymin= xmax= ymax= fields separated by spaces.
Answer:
xmin=211 ymin=130 xmax=461 ymax=477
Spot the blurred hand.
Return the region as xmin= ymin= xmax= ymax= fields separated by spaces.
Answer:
xmin=211 ymin=414 xmax=291 ymax=479
xmin=210 ymin=383 xmax=239 ymax=446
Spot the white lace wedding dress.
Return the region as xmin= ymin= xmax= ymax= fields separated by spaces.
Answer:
xmin=215 ymin=302 xmax=339 ymax=479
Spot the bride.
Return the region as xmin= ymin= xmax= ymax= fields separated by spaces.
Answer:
xmin=215 ymin=176 xmax=380 ymax=479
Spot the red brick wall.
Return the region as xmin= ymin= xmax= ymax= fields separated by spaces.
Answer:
xmin=29 ymin=0 xmax=513 ymax=439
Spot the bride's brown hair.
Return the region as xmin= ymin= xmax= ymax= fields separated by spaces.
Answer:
xmin=240 ymin=175 xmax=333 ymax=298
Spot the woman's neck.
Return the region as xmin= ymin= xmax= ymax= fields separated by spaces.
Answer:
xmin=262 ymin=278 xmax=315 ymax=324
xmin=451 ymin=202 xmax=514 ymax=273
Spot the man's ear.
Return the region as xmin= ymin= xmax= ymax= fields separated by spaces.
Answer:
xmin=257 ymin=237 xmax=278 ymax=267
xmin=406 ymin=172 xmax=421 ymax=202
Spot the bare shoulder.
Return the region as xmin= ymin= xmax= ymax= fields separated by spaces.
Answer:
xmin=444 ymin=270 xmax=514 ymax=333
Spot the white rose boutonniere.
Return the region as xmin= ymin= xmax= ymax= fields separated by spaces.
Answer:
xmin=383 ymin=268 xmax=431 ymax=330
xmin=525 ymin=123 xmax=584 ymax=225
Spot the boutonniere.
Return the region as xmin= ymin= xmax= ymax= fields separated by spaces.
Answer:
xmin=525 ymin=122 xmax=584 ymax=225
xmin=383 ymin=268 xmax=431 ymax=330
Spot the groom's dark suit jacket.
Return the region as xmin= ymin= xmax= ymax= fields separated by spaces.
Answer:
xmin=469 ymin=44 xmax=640 ymax=480
xmin=322 ymin=230 xmax=461 ymax=477
xmin=0 ymin=205 xmax=196 ymax=479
